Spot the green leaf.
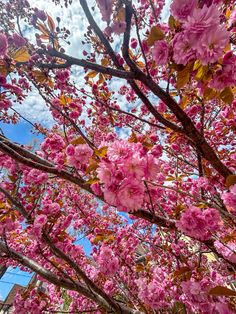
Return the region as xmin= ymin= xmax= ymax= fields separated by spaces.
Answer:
xmin=226 ymin=175 xmax=236 ymax=189
xmin=147 ymin=26 xmax=165 ymax=47
xmin=220 ymin=87 xmax=234 ymax=105
xmin=209 ymin=286 xmax=236 ymax=297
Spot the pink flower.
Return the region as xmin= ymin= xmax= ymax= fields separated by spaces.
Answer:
xmin=210 ymin=52 xmax=236 ymax=90
xmin=24 ymin=169 xmax=48 ymax=185
xmin=185 ymin=4 xmax=220 ymax=35
xmin=103 ymin=184 xmax=119 ymax=207
xmin=138 ymin=281 xmax=165 ymax=309
xmin=215 ymin=240 xmax=236 ymax=263
xmin=0 ymin=33 xmax=8 ymax=56
xmin=173 ymin=4 xmax=229 ymax=65
xmin=144 ymin=154 xmax=159 ymax=180
xmin=12 ymin=33 xmax=26 ymax=47
xmin=229 ymin=9 xmax=236 ymax=31
xmin=221 ymin=184 xmax=236 ymax=213
xmin=0 ymin=99 xmax=12 ymax=110
xmin=97 ymin=161 xmax=117 ymax=185
xmin=170 ymin=0 xmax=197 ymax=22
xmin=122 ymin=154 xmax=145 ymax=179
xmin=56 ymin=69 xmax=70 ymax=83
xmin=35 ymin=9 xmax=47 ymax=21
xmin=152 ymin=40 xmax=169 ymax=65
xmin=177 ymin=206 xmax=220 ymax=240
xmin=97 ymin=246 xmax=119 ymax=276
xmin=117 ymin=178 xmax=145 ymax=211
xmin=195 ymin=26 xmax=229 ymax=65
xmin=107 ymin=141 xmax=131 ymax=161
xmin=97 ymin=0 xmax=113 ymax=22
xmin=91 ymin=182 xmax=102 ymax=196
xmin=184 ymin=5 xmax=229 ymax=64
xmin=32 ymin=214 xmax=48 ymax=238
xmin=74 ymin=144 xmax=93 ymax=164
xmin=172 ymin=31 xmax=196 ymax=65
xmin=65 ymin=144 xmax=75 ymax=156
xmin=111 ymin=21 xmax=126 ymax=34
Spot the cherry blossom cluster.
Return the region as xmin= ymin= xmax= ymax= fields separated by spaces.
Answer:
xmin=176 ymin=206 xmax=221 ymax=240
xmin=96 ymin=140 xmax=160 ymax=211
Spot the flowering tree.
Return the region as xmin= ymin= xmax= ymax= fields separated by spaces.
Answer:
xmin=0 ymin=0 xmax=236 ymax=312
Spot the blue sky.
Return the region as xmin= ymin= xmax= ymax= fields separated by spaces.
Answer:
xmin=0 ymin=122 xmax=38 ymax=301
xmin=0 ymin=122 xmax=43 ymax=144
xmin=0 ymin=268 xmax=32 ymax=301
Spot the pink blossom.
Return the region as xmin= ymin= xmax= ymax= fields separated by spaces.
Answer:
xmin=107 ymin=141 xmax=132 ymax=161
xmin=177 ymin=206 xmax=220 ymax=240
xmin=56 ymin=69 xmax=70 ymax=83
xmin=152 ymin=40 xmax=169 ymax=65
xmin=97 ymin=246 xmax=119 ymax=276
xmin=91 ymin=182 xmax=102 ymax=196
xmin=74 ymin=144 xmax=93 ymax=164
xmin=67 ymin=144 xmax=93 ymax=168
xmin=34 ymin=214 xmax=47 ymax=228
xmin=138 ymin=280 xmax=166 ymax=309
xmin=172 ymin=31 xmax=196 ymax=65
xmin=136 ymin=269 xmax=168 ymax=310
xmin=210 ymin=52 xmax=236 ymax=90
xmin=97 ymin=161 xmax=117 ymax=185
xmin=35 ymin=9 xmax=47 ymax=21
xmin=41 ymin=134 xmax=65 ymax=153
xmin=221 ymin=184 xmax=236 ymax=213
xmin=215 ymin=241 xmax=236 ymax=264
xmin=103 ymin=184 xmax=119 ymax=207
xmin=144 ymin=154 xmax=159 ymax=180
xmin=0 ymin=99 xmax=12 ymax=110
xmin=65 ymin=144 xmax=75 ymax=156
xmin=170 ymin=0 xmax=197 ymax=22
xmin=181 ymin=277 xmax=215 ymax=312
xmin=185 ymin=4 xmax=220 ymax=35
xmin=185 ymin=5 xmax=229 ymax=64
xmin=97 ymin=0 xmax=113 ymax=22
xmin=173 ymin=5 xmax=229 ymax=65
xmin=23 ymin=169 xmax=48 ymax=185
xmin=122 ymin=154 xmax=145 ymax=179
xmin=229 ymin=9 xmax=236 ymax=31
xmin=0 ymin=33 xmax=8 ymax=56
xmin=12 ymin=33 xmax=26 ymax=47
xmin=117 ymin=178 xmax=145 ymax=211
xmin=111 ymin=20 xmax=126 ymax=34
xmin=195 ymin=26 xmax=229 ymax=64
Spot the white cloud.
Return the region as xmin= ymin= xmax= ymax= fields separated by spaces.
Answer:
xmin=14 ymin=0 xmax=97 ymax=126
xmin=13 ymin=0 xmax=172 ymax=127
